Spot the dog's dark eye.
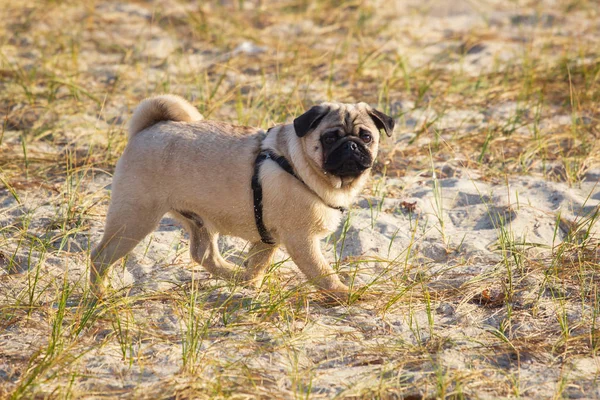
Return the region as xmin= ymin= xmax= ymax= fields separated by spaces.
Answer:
xmin=359 ymin=130 xmax=372 ymax=144
xmin=321 ymin=132 xmax=338 ymax=145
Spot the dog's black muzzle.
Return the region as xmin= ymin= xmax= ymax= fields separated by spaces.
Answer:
xmin=323 ymin=138 xmax=373 ymax=177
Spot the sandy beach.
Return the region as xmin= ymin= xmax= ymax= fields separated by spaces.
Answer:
xmin=1 ymin=0 xmax=599 ymax=398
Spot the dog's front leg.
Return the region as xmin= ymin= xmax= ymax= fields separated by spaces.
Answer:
xmin=282 ymin=235 xmax=349 ymax=300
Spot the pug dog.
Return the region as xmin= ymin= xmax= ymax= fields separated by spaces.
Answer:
xmin=90 ymin=95 xmax=394 ymax=301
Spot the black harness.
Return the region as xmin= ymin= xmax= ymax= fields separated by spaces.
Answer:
xmin=252 ymin=149 xmax=347 ymax=245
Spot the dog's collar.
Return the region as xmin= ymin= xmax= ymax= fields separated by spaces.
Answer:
xmin=252 ymin=148 xmax=347 ymax=245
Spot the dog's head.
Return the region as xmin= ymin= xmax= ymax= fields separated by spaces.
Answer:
xmin=294 ymin=102 xmax=394 ymax=181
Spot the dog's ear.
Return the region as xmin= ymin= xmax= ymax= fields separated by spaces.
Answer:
xmin=368 ymin=108 xmax=395 ymax=137
xmin=294 ymin=105 xmax=329 ymax=137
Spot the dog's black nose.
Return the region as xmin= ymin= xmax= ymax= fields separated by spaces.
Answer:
xmin=346 ymin=141 xmax=358 ymax=151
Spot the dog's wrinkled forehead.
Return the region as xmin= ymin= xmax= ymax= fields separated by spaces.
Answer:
xmin=316 ymin=102 xmax=371 ymax=132
xmin=293 ymin=102 xmax=394 ymax=138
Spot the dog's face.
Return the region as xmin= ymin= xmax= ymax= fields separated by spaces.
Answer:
xmin=293 ymin=102 xmax=394 ymax=182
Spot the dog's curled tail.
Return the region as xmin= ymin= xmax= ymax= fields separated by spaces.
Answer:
xmin=128 ymin=95 xmax=204 ymax=137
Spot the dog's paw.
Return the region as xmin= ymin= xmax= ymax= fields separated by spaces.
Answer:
xmin=235 ymin=272 xmax=265 ymax=289
xmin=89 ymin=281 xmax=107 ymax=300
xmin=338 ymin=271 xmax=367 ymax=289
xmin=317 ymin=283 xmax=351 ymax=305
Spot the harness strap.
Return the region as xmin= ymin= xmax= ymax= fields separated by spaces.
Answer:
xmin=252 ymin=149 xmax=347 ymax=245
xmin=251 ymin=151 xmax=276 ymax=245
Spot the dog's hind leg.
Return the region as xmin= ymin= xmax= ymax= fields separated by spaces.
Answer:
xmin=241 ymin=242 xmax=277 ymax=287
xmin=178 ymin=213 xmax=238 ymax=280
xmin=91 ymin=201 xmax=164 ymax=296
